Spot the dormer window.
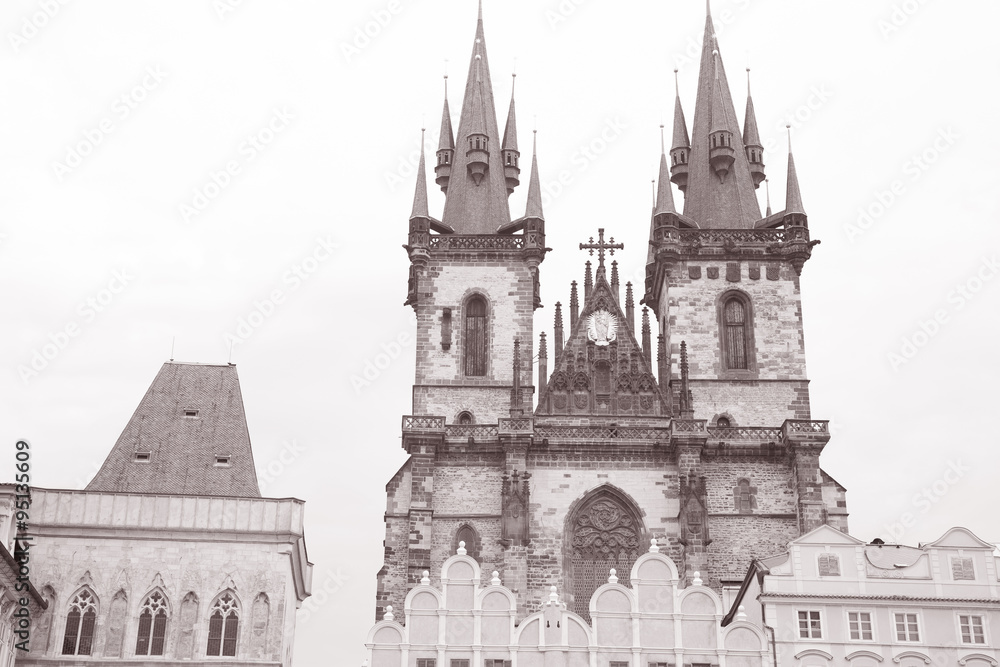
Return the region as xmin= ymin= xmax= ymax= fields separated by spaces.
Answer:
xmin=134 ymin=452 xmax=151 ymax=463
xmin=214 ymin=455 xmax=231 ymax=467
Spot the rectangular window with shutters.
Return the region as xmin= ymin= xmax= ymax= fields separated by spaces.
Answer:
xmin=952 ymin=557 xmax=975 ymax=580
xmin=894 ymin=613 xmax=920 ymax=641
xmin=848 ymin=611 xmax=874 ymax=640
xmin=818 ymin=553 xmax=841 ymax=576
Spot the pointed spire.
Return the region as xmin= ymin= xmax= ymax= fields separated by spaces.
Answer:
xmin=554 ymin=301 xmax=564 ymax=357
xmin=411 ymin=129 xmax=430 ymax=220
xmin=679 ymin=340 xmax=694 ymax=418
xmin=501 ymin=73 xmax=520 ymax=195
xmin=641 ymin=307 xmax=652 ymax=365
xmin=524 ymin=131 xmax=544 ymax=220
xmin=538 ymin=331 xmax=548 ymax=401
xmin=510 ymin=336 xmax=523 ymax=417
xmin=670 ymin=69 xmax=691 ymax=193
xmin=654 ymin=125 xmax=677 ymax=221
xmin=625 ymin=282 xmax=635 ymax=337
xmin=584 ymin=261 xmax=593 ymax=298
xmin=439 ymin=4 xmax=512 ymax=232
xmin=657 ymin=334 xmax=667 ymax=387
xmin=435 ymin=75 xmax=455 ymax=193
xmin=610 ymin=260 xmax=620 ymax=303
xmin=569 ymin=281 xmax=579 ymax=329
xmin=765 ymin=178 xmax=772 ymax=216
xmin=680 ymin=4 xmax=761 ymax=227
xmin=743 ymin=68 xmax=765 ymax=189
xmin=784 ymin=126 xmax=806 ymax=220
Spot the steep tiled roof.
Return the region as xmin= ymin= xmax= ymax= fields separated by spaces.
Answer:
xmin=86 ymin=362 xmax=261 ymax=497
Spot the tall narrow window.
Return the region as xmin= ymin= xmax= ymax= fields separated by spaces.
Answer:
xmin=723 ymin=296 xmax=749 ymax=370
xmin=61 ymin=590 xmax=97 ymax=655
xmin=135 ymin=591 xmax=169 ymax=656
xmin=464 ymin=297 xmax=487 ymax=377
xmin=207 ymin=593 xmax=240 ymax=657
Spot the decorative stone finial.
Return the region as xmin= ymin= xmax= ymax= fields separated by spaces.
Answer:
xmin=457 ymin=541 xmax=467 ymax=556
xmin=383 ymin=605 xmax=394 ymax=622
xmin=491 ymin=571 xmax=501 ymax=586
xmin=548 ymin=585 xmax=559 ymax=605
xmin=649 ymin=537 xmax=660 ymax=553
xmin=421 ymin=571 xmax=430 ymax=585
xmin=692 ymin=571 xmax=703 ymax=586
xmin=736 ymin=604 xmax=747 ymax=621
xmin=608 ymin=568 xmax=618 ymax=584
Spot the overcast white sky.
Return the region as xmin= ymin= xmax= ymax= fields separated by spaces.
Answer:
xmin=3 ymin=0 xmax=999 ymax=663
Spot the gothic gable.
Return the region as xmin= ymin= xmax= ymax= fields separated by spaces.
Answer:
xmin=536 ymin=272 xmax=667 ymax=416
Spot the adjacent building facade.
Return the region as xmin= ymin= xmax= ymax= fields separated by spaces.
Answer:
xmin=724 ymin=525 xmax=1000 ymax=666
xmin=23 ymin=362 xmax=312 ymax=666
xmin=375 ymin=0 xmax=847 ymax=647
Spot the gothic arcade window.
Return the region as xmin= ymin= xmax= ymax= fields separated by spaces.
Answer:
xmin=135 ymin=591 xmax=168 ymax=656
xmin=568 ymin=490 xmax=642 ymax=623
xmin=721 ymin=293 xmax=752 ymax=371
xmin=464 ymin=296 xmax=487 ymax=377
xmin=206 ymin=592 xmax=240 ymax=657
xmin=61 ymin=590 xmax=97 ymax=655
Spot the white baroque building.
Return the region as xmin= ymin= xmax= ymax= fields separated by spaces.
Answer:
xmin=724 ymin=525 xmax=1000 ymax=667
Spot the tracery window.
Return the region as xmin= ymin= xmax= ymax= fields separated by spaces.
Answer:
xmin=135 ymin=591 xmax=168 ymax=656
xmin=454 ymin=524 xmax=480 ymax=560
xmin=206 ymin=592 xmax=240 ymax=657
xmin=720 ymin=293 xmax=754 ymax=372
xmin=568 ymin=490 xmax=642 ymax=622
xmin=61 ymin=589 xmax=97 ymax=655
xmin=464 ymin=296 xmax=487 ymax=377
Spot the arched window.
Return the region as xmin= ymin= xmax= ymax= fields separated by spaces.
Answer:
xmin=61 ymin=589 xmax=97 ymax=655
xmin=566 ymin=488 xmax=643 ymax=622
xmin=457 ymin=411 xmax=473 ymax=425
xmin=135 ymin=591 xmax=168 ymax=656
xmin=454 ymin=524 xmax=480 ymax=560
xmin=464 ymin=296 xmax=487 ymax=377
xmin=206 ymin=592 xmax=240 ymax=657
xmin=722 ymin=294 xmax=751 ymax=371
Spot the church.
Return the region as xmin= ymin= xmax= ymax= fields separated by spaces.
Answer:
xmin=367 ymin=2 xmax=848 ymax=664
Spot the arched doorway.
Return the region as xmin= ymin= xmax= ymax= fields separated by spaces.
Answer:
xmin=565 ymin=486 xmax=644 ymax=621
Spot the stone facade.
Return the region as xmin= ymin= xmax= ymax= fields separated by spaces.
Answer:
xmin=376 ymin=2 xmax=849 ymax=657
xmin=725 ymin=525 xmax=1000 ymax=666
xmin=22 ymin=489 xmax=310 ymax=666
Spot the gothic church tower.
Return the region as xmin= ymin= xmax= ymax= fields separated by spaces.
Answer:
xmin=377 ymin=2 xmax=847 ymax=625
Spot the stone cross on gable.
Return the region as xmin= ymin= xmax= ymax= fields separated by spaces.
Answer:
xmin=579 ymin=228 xmax=624 ymax=272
